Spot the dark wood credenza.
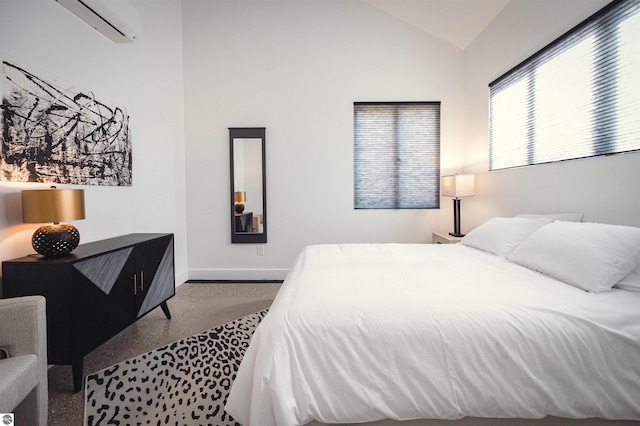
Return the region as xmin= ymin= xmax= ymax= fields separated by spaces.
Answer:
xmin=1 ymin=233 xmax=175 ymax=392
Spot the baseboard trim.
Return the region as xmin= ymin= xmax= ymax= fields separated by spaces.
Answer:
xmin=175 ymin=270 xmax=189 ymax=287
xmin=187 ymin=268 xmax=288 ymax=282
xmin=186 ymin=279 xmax=284 ymax=284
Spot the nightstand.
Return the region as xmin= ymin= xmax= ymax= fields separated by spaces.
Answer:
xmin=432 ymin=232 xmax=462 ymax=244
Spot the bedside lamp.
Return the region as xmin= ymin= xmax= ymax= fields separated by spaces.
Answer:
xmin=234 ymin=191 xmax=246 ymax=214
xmin=442 ymin=174 xmax=474 ymax=237
xmin=22 ymin=186 xmax=85 ymax=257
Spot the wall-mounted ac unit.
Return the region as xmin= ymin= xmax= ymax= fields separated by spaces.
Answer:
xmin=56 ymin=0 xmax=141 ymax=43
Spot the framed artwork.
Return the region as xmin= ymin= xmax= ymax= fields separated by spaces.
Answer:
xmin=0 ymin=59 xmax=132 ymax=186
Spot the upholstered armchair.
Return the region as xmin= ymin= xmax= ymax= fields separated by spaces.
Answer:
xmin=0 ymin=295 xmax=48 ymax=426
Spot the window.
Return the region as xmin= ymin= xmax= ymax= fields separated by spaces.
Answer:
xmin=354 ymin=102 xmax=440 ymax=209
xmin=489 ymin=0 xmax=640 ymax=171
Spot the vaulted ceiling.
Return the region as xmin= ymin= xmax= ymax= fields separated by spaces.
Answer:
xmin=361 ymin=0 xmax=511 ymax=49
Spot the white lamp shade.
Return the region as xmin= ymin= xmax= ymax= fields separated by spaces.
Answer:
xmin=442 ymin=174 xmax=475 ymax=198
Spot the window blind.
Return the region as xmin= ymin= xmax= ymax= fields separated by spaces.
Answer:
xmin=489 ymin=0 xmax=640 ymax=170
xmin=354 ymin=102 xmax=440 ymax=209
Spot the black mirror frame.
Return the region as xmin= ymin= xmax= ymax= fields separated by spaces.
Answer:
xmin=229 ymin=127 xmax=267 ymax=243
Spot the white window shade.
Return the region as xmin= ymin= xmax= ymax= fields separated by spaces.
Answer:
xmin=489 ymin=0 xmax=640 ymax=171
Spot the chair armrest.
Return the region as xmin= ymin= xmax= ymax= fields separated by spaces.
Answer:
xmin=0 ymin=296 xmax=47 ymax=363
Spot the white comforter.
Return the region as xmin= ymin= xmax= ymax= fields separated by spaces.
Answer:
xmin=226 ymin=244 xmax=640 ymax=426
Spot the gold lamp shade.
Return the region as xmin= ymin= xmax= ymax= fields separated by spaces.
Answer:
xmin=22 ymin=188 xmax=85 ymax=223
xmin=21 ymin=187 xmax=85 ymax=257
xmin=233 ymin=191 xmax=246 ymax=203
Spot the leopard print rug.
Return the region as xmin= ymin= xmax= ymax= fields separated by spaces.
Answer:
xmin=84 ymin=310 xmax=268 ymax=426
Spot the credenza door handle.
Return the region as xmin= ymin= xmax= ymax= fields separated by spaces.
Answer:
xmin=133 ymin=273 xmax=137 ymax=295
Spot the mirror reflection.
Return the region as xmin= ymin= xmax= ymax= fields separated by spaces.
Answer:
xmin=233 ymin=138 xmax=263 ymax=233
xmin=230 ymin=128 xmax=267 ymax=243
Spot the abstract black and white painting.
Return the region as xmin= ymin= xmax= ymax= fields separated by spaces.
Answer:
xmin=0 ymin=60 xmax=132 ymax=186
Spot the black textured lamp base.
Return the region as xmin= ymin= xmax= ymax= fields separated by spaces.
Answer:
xmin=32 ymin=224 xmax=80 ymax=257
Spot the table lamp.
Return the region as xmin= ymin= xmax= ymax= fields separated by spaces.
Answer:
xmin=234 ymin=191 xmax=246 ymax=214
xmin=442 ymin=174 xmax=474 ymax=237
xmin=22 ymin=186 xmax=85 ymax=257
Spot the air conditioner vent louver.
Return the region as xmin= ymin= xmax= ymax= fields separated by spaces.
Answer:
xmin=56 ymin=0 xmax=141 ymax=43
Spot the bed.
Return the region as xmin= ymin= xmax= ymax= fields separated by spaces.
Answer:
xmin=225 ymin=218 xmax=640 ymax=426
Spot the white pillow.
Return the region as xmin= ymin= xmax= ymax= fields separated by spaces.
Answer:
xmin=615 ymin=263 xmax=640 ymax=292
xmin=507 ymin=221 xmax=640 ymax=293
xmin=515 ymin=212 xmax=583 ymax=222
xmin=460 ymin=217 xmax=553 ymax=257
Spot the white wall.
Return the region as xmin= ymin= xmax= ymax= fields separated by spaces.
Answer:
xmin=182 ymin=0 xmax=466 ymax=280
xmin=463 ymin=0 xmax=640 ymax=228
xmin=0 ymin=0 xmax=189 ymax=284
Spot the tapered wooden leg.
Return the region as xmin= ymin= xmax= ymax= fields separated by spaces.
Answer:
xmin=160 ymin=301 xmax=172 ymax=319
xmin=72 ymin=358 xmax=83 ymax=393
